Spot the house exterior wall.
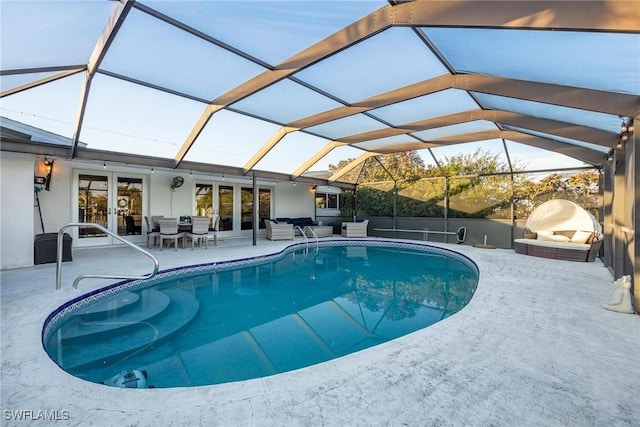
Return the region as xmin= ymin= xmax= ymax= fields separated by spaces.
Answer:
xmin=0 ymin=155 xmax=317 ymax=269
xmin=33 ymin=159 xmax=73 ymax=235
xmin=274 ymin=183 xmax=315 ymax=219
xmin=1 ymin=152 xmax=36 ymax=269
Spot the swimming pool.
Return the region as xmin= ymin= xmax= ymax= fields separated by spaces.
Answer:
xmin=43 ymin=240 xmax=478 ymax=388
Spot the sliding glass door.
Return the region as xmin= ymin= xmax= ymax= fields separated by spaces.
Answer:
xmin=195 ymin=182 xmax=271 ymax=238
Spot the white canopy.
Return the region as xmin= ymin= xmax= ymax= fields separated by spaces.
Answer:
xmin=525 ymin=199 xmax=601 ymax=233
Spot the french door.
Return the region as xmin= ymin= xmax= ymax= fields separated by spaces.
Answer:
xmin=73 ymin=171 xmax=147 ymax=247
xmin=195 ymin=182 xmax=271 ymax=238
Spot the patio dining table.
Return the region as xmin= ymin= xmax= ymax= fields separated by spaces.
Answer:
xmin=178 ymin=222 xmax=192 ymax=232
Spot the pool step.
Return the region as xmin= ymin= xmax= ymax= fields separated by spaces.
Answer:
xmin=60 ymin=289 xmax=171 ymax=343
xmin=73 ymin=291 xmax=141 ymax=321
xmin=143 ymin=297 xmax=384 ymax=386
xmin=57 ymin=288 xmax=200 ymax=372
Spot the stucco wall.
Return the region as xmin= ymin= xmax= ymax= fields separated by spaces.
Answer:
xmin=274 ymin=183 xmax=315 ymax=219
xmin=1 ymin=152 xmax=36 ymax=269
xmin=33 ymin=158 xmax=73 ymax=235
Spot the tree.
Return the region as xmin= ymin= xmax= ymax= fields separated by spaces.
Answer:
xmin=431 ymin=148 xmax=509 ymax=177
xmin=331 ymin=148 xmax=599 ymax=219
xmin=329 ymin=151 xmax=426 ymax=183
xmin=330 ymin=151 xmax=428 ymax=216
xmin=514 ymin=170 xmax=600 ymax=219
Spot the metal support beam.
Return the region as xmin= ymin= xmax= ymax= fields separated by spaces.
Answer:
xmin=328 ymin=152 xmax=378 ymax=183
xmin=253 ymin=171 xmax=258 ymax=246
xmin=174 ymin=104 xmax=225 ymax=165
xmin=0 ymin=67 xmax=85 ymax=98
xmin=292 ymin=141 xmax=346 ymax=178
xmin=69 ymin=1 xmax=133 ymax=159
xmin=629 ymin=117 xmax=639 ymax=310
xmin=243 ymin=126 xmax=298 ymax=173
xmin=340 ymin=109 xmax=618 ymax=148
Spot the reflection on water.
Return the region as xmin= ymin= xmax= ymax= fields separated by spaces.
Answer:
xmin=45 ymin=244 xmax=478 ymax=388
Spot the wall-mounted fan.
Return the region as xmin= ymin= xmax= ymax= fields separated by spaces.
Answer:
xmin=170 ymin=176 xmax=184 ymax=191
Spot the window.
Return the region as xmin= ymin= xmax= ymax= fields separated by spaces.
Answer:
xmin=316 ymin=192 xmax=339 ymax=210
xmin=195 ymin=183 xmax=213 ymax=227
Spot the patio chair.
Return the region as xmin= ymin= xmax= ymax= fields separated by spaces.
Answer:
xmin=264 ymin=219 xmax=294 ymax=240
xmin=124 ymin=215 xmax=140 ymax=235
xmin=151 ymin=215 xmax=164 ymax=232
xmin=144 ymin=216 xmax=160 ymax=248
xmin=207 ymin=214 xmax=220 ymax=246
xmin=186 ymin=217 xmax=210 ymax=250
xmin=341 ymin=220 xmax=369 ymax=238
xmin=158 ymin=218 xmax=185 ymax=251
xmin=185 ymin=217 xmax=209 ymax=250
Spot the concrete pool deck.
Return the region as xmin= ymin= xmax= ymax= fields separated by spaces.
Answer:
xmin=1 ymin=237 xmax=638 ymax=426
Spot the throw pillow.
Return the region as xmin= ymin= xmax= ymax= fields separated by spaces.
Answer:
xmin=570 ymin=230 xmax=593 ymax=244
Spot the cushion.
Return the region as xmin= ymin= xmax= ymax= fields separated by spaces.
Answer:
xmin=536 ymin=230 xmax=554 ymax=240
xmin=550 ymin=234 xmax=571 ymax=243
xmin=537 ymin=230 xmax=571 ymax=242
xmin=570 ymin=230 xmax=593 ymax=244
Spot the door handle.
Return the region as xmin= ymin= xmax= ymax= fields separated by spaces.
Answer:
xmin=108 ymin=207 xmax=112 ymax=215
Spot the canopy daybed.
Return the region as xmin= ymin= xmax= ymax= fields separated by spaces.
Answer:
xmin=514 ymin=199 xmax=603 ymax=262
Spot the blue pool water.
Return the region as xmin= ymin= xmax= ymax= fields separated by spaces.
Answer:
xmin=43 ymin=241 xmax=478 ymax=388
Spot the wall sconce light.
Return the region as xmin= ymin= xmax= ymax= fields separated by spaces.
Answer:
xmin=103 ymin=162 xmax=107 ymax=169
xmin=41 ymin=158 xmax=54 ymax=191
xmin=607 ymin=149 xmax=614 ymax=162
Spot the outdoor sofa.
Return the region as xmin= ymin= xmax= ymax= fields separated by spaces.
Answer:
xmin=514 ymin=199 xmax=602 ymax=262
xmin=513 ymin=230 xmax=602 ymax=262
